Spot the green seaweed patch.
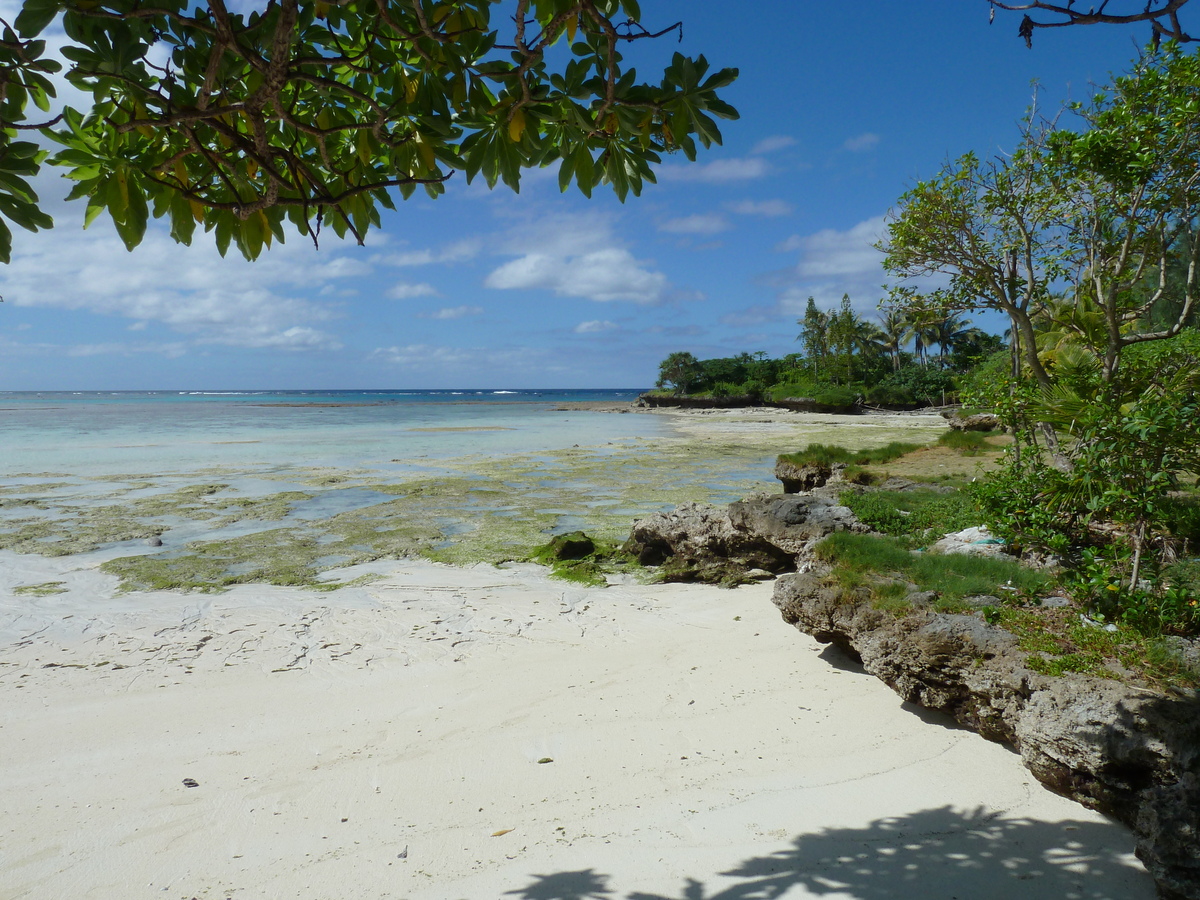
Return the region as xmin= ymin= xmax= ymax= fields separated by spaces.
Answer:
xmin=0 ymin=482 xmax=73 ymax=496
xmin=211 ymin=491 xmax=314 ymax=526
xmin=527 ymin=531 xmax=640 ymax=586
xmin=427 ymin=513 xmax=558 ymax=567
xmin=102 ymin=550 xmax=236 ymax=592
xmin=0 ymin=497 xmax=54 ymax=510
xmin=0 ymin=509 xmax=163 ymax=556
xmin=13 ymin=581 xmax=68 ymax=596
xmin=101 ymin=505 xmax=440 ymax=592
xmin=126 ymin=483 xmax=229 ymax=519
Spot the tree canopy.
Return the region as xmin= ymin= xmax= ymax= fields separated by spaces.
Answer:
xmin=0 ymin=0 xmax=738 ymax=262
xmin=883 ymin=46 xmax=1200 ymax=390
xmin=884 ymin=44 xmax=1200 ymax=610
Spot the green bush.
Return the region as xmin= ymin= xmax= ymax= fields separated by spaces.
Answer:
xmin=956 ymin=349 xmax=1011 ymax=410
xmin=767 ymin=377 xmax=821 ymax=401
xmin=866 ymin=383 xmax=917 ymax=407
xmin=1163 ymin=494 xmax=1200 ymax=549
xmin=778 ymin=441 xmax=924 ymax=470
xmin=871 ymin=365 xmax=957 ymax=407
xmin=742 ymin=378 xmax=768 ymax=400
xmin=810 ymin=384 xmax=861 ymax=407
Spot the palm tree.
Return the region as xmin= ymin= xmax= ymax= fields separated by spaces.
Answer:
xmin=903 ymin=307 xmax=940 ymax=368
xmin=933 ymin=311 xmax=972 ymax=363
xmin=877 ymin=307 xmax=908 ymax=371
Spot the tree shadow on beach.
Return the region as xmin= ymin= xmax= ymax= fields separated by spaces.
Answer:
xmin=505 ymin=806 xmax=1152 ymax=900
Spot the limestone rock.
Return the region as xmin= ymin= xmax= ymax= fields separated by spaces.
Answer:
xmin=774 ymin=458 xmax=831 ymax=493
xmin=727 ymin=493 xmax=863 ymax=554
xmin=928 ymin=525 xmax=1007 ymax=558
xmin=624 ymin=491 xmax=864 ymax=586
xmin=623 ymin=502 xmax=793 ymax=585
xmin=942 ymin=411 xmax=1003 ymax=432
xmin=772 ymin=569 xmax=1200 ymax=899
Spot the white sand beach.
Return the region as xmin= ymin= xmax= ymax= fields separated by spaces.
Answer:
xmin=1 ymin=554 xmax=1154 ymax=900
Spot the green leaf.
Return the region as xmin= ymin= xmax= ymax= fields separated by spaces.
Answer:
xmin=15 ymin=0 xmax=61 ymax=37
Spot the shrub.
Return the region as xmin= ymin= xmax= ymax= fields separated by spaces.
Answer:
xmin=866 ymin=384 xmax=917 ymax=407
xmin=871 ymin=365 xmax=957 ymax=407
xmin=810 ymin=384 xmax=861 ymax=407
xmin=777 ymin=441 xmax=923 ymax=471
xmin=741 ymin=378 xmax=768 ymax=400
xmin=767 ymin=377 xmax=821 ymax=402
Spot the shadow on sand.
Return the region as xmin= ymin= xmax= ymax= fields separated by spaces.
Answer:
xmin=503 ymin=806 xmax=1151 ymax=900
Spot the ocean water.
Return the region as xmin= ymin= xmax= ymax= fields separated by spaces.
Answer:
xmin=0 ymin=389 xmax=659 ymax=476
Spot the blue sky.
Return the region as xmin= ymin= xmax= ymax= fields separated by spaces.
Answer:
xmin=0 ymin=1 xmax=1154 ymax=390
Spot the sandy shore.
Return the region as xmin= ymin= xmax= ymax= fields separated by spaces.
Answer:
xmin=0 ymin=553 xmax=1153 ymax=899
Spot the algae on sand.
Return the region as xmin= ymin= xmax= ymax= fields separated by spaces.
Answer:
xmin=12 ymin=417 xmax=960 ymax=591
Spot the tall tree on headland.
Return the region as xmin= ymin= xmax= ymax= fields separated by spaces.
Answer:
xmin=796 ymin=297 xmax=830 ymax=380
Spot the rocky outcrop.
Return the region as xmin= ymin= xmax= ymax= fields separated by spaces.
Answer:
xmin=623 ymin=491 xmax=863 ymax=585
xmin=942 ymin=411 xmax=1003 ymax=431
xmin=773 ymin=396 xmax=861 ymax=414
xmin=633 ymin=393 xmax=862 ymax=414
xmin=773 ymin=571 xmax=1200 ymax=899
xmin=635 ymin=393 xmax=759 ymax=409
xmin=774 ymin=458 xmax=833 ymax=493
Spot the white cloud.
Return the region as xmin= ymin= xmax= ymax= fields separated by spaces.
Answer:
xmin=843 ymin=132 xmax=881 ymax=153
xmin=751 ymin=135 xmax=797 ymax=155
xmin=422 ymin=305 xmax=483 ymax=320
xmin=375 ymin=239 xmax=480 ymax=268
xmin=574 ymin=320 xmax=617 ymax=334
xmin=487 ymin=249 xmax=667 ymax=303
xmin=484 ymin=213 xmax=669 ymax=304
xmin=774 ymin=216 xmax=890 ymax=316
xmin=658 ymin=214 xmax=730 ymax=235
xmin=3 ymin=222 xmax=350 ymax=351
xmin=792 ymin=216 xmax=887 ymax=279
xmin=387 ymin=282 xmax=439 ymax=300
xmin=728 ymin=199 xmax=793 ymax=217
xmin=657 ymin=157 xmax=770 ymax=184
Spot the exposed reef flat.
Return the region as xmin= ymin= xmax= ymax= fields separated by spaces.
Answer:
xmin=0 ymin=413 xmax=947 ymax=593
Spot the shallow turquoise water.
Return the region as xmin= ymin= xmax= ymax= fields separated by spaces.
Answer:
xmin=0 ymin=389 xmax=660 ymax=476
